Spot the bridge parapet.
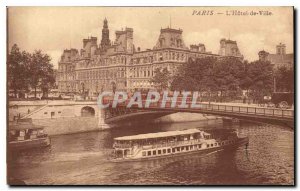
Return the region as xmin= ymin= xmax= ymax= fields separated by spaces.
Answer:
xmin=103 ymin=98 xmax=294 ymax=118
xmin=102 ymin=98 xmax=294 ymax=127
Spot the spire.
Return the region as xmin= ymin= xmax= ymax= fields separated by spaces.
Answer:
xmin=101 ymin=18 xmax=111 ymax=50
xmin=103 ymin=17 xmax=108 ymax=28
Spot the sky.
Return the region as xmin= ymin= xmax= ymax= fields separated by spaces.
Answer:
xmin=8 ymin=7 xmax=293 ymax=68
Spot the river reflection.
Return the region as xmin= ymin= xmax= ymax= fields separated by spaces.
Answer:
xmin=8 ymin=119 xmax=294 ymax=185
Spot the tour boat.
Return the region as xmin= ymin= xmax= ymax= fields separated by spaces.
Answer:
xmin=111 ymin=128 xmax=248 ymax=162
xmin=9 ymin=123 xmax=51 ymax=150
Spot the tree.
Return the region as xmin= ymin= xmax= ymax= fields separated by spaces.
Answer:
xmin=171 ymin=56 xmax=274 ymax=103
xmin=171 ymin=57 xmax=217 ymax=92
xmin=213 ymin=57 xmax=246 ymax=101
xmin=7 ymin=44 xmax=31 ymax=98
xmin=274 ymin=66 xmax=294 ymax=92
xmin=171 ymin=56 xmax=245 ymax=102
xmin=29 ymin=50 xmax=55 ymax=98
xmin=8 ymin=45 xmax=56 ymax=99
xmin=150 ymin=67 xmax=171 ymax=90
xmin=247 ymin=60 xmax=273 ymax=103
xmin=239 ymin=61 xmax=253 ymax=96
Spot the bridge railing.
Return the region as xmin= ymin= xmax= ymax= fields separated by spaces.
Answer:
xmin=190 ymin=103 xmax=294 ymax=118
xmin=102 ymin=99 xmax=294 ymax=119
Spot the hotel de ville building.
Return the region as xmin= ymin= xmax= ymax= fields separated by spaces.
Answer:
xmin=56 ymin=19 xmax=243 ymax=97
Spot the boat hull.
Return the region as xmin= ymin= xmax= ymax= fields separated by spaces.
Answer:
xmin=111 ymin=137 xmax=249 ymax=162
xmin=9 ymin=137 xmax=51 ymax=150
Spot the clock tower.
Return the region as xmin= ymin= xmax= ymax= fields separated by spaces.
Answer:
xmin=100 ymin=18 xmax=111 ymax=50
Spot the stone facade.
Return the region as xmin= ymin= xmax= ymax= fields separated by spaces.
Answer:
xmin=258 ymin=43 xmax=294 ymax=69
xmin=218 ymin=38 xmax=243 ymax=58
xmin=57 ymin=19 xmax=243 ymax=96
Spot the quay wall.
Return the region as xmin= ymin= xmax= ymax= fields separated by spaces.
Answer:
xmin=8 ymin=100 xmax=223 ymax=136
xmin=32 ymin=117 xmax=101 ymax=136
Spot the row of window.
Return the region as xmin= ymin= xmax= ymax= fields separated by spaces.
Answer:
xmin=141 ymin=140 xmax=236 ymax=157
xmin=44 ymin=111 xmax=61 ymax=115
xmin=131 ymin=70 xmax=153 ymax=78
xmin=131 ymin=81 xmax=153 ymax=88
xmin=78 ymin=70 xmax=125 ymax=80
xmin=132 ymin=50 xmax=207 ymax=64
xmin=78 ymin=56 xmax=127 ymax=66
xmin=142 ymin=144 xmax=202 ymax=157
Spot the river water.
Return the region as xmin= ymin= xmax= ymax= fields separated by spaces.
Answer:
xmin=8 ymin=119 xmax=294 ymax=185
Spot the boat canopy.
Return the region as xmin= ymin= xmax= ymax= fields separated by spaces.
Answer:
xmin=114 ymin=129 xmax=201 ymax=141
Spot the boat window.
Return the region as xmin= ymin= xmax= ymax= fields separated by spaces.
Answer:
xmin=207 ymin=144 xmax=209 ymax=148
xmin=211 ymin=144 xmax=214 ymax=147
xmin=142 ymin=151 xmax=146 ymax=156
xmin=198 ymin=144 xmax=201 ymax=148
xmin=158 ymin=150 xmax=161 ymax=155
xmin=181 ymin=147 xmax=184 ymax=151
xmin=215 ymin=143 xmax=217 ymax=146
xmin=167 ymin=149 xmax=171 ymax=153
xmin=177 ymin=147 xmax=180 ymax=152
xmin=186 ymin=146 xmax=189 ymax=151
xmin=147 ymin=151 xmax=151 ymax=156
xmin=172 ymin=148 xmax=175 ymax=153
xmin=153 ymin=150 xmax=156 ymax=155
xmin=124 ymin=150 xmax=129 ymax=156
xmin=190 ymin=146 xmax=193 ymax=150
xmin=163 ymin=149 xmax=166 ymax=154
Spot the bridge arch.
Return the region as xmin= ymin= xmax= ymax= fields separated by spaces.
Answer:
xmin=81 ymin=106 xmax=95 ymax=117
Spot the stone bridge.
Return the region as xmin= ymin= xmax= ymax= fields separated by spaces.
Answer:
xmin=11 ymin=100 xmax=294 ymax=134
xmin=102 ymin=101 xmax=294 ymax=128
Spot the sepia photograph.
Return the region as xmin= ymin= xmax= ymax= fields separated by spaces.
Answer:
xmin=6 ymin=6 xmax=294 ymax=185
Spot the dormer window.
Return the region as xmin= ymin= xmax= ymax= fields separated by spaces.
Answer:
xmin=176 ymin=39 xmax=182 ymax=47
xmin=159 ymin=38 xmax=165 ymax=47
xmin=170 ymin=38 xmax=175 ymax=46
